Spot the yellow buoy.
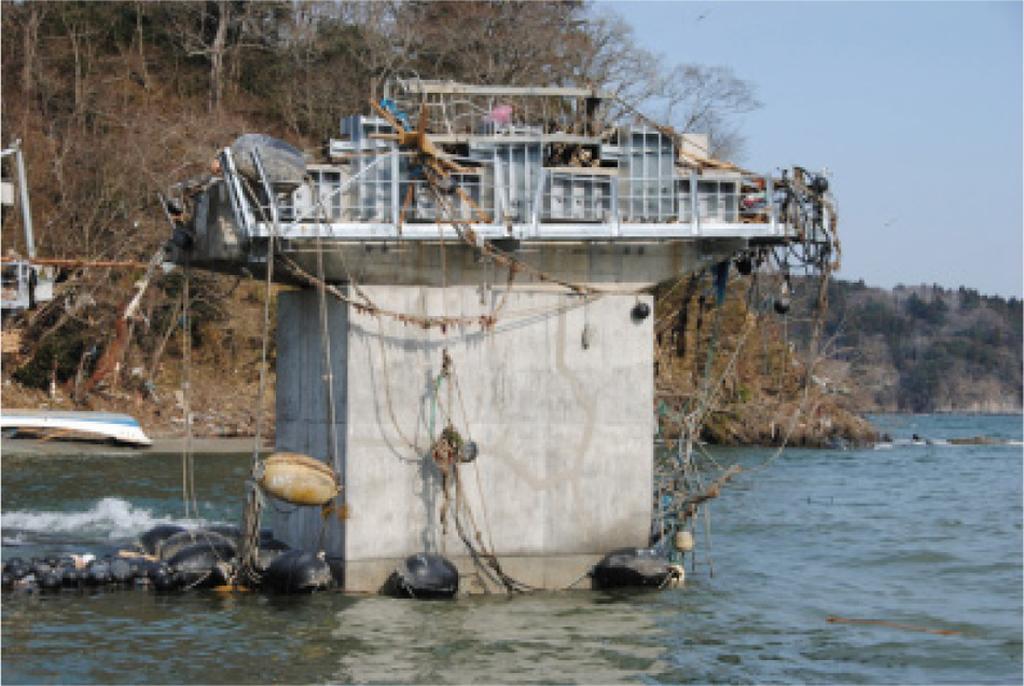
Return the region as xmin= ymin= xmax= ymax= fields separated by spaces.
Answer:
xmin=673 ymin=530 xmax=695 ymax=553
xmin=258 ymin=452 xmax=341 ymax=506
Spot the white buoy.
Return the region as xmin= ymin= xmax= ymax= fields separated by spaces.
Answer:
xmin=673 ymin=530 xmax=695 ymax=553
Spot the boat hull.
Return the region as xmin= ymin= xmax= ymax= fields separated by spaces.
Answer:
xmin=0 ymin=410 xmax=152 ymax=447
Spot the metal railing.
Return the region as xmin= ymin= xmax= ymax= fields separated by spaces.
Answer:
xmin=218 ymin=144 xmax=800 ymax=244
xmin=277 ymin=164 xmax=777 ymax=229
xmin=540 ymin=171 xmax=613 ymax=223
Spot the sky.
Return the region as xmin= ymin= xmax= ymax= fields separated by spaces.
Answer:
xmin=609 ymin=1 xmax=1023 ymax=297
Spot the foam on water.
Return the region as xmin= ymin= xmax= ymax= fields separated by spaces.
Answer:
xmin=1 ymin=497 xmax=213 ymax=541
xmin=1 ymin=533 xmax=26 ymax=546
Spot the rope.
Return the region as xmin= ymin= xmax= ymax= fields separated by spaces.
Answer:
xmin=449 ymin=365 xmax=500 ymax=564
xmin=279 ymin=254 xmax=502 ymax=330
xmin=251 ymin=188 xmax=276 ymax=469
xmin=237 ymin=162 xmax=278 ymax=586
xmin=254 ymin=166 xmax=599 ymax=333
xmin=414 ymin=348 xmax=536 ymax=594
xmin=652 ymin=271 xmax=783 ymax=575
xmin=652 ymin=254 xmax=835 ymax=582
xmin=374 ymin=319 xmax=428 ymax=458
xmin=746 ymin=261 xmax=833 ymax=474
xmin=451 ymin=465 xmax=536 ymax=593
xmin=427 ymin=185 xmax=645 ymax=298
xmin=311 ymin=201 xmax=344 ymax=556
xmin=563 ymin=568 xmax=593 ymax=590
xmin=172 ymin=262 xmax=237 ymax=574
xmin=180 ymin=260 xmax=194 ymax=520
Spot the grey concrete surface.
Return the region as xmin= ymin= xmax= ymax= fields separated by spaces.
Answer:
xmin=270 ymin=285 xmax=654 ymax=591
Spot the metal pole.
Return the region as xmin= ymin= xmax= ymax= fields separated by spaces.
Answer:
xmin=690 ymin=170 xmax=699 ymax=236
xmin=530 ymin=168 xmax=546 ymax=237
xmin=13 ymin=141 xmax=35 ymax=258
xmin=390 ymin=144 xmax=400 ymax=224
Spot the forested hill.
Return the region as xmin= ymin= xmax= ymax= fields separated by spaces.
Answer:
xmin=810 ymin=280 xmax=1023 ymax=413
xmin=1 ymin=2 xmax=770 ymax=439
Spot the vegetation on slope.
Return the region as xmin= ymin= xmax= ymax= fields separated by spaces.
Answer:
xmin=805 ymin=280 xmax=1023 ymax=413
xmin=653 ymin=269 xmax=878 ymax=448
xmin=1 ymin=1 xmax=766 ymax=438
xmin=6 ymin=3 xmax=1003 ymax=447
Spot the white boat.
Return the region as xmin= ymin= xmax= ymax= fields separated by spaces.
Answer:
xmin=0 ymin=410 xmax=152 ymax=447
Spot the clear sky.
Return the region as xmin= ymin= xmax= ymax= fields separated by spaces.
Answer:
xmin=608 ymin=1 xmax=1023 ymax=297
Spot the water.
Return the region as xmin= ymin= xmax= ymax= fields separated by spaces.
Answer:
xmin=3 ymin=414 xmax=1021 ymax=684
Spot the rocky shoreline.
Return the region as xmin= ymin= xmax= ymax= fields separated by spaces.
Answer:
xmin=14 ymin=373 xmax=1020 ymax=451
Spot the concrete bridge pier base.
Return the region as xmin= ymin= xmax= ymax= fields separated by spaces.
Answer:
xmin=267 ymin=284 xmax=654 ymax=593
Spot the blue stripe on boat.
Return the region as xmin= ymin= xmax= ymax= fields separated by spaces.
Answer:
xmin=1 ymin=411 xmax=141 ymax=427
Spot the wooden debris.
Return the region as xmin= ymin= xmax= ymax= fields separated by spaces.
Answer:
xmin=826 ymin=615 xmax=960 ymax=636
xmin=2 ymin=328 xmax=22 ymax=354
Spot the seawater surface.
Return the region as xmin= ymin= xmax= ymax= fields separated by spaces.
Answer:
xmin=2 ymin=414 xmax=1021 ymax=684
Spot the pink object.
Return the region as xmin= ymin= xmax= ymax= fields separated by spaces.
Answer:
xmin=489 ymin=104 xmax=514 ymax=125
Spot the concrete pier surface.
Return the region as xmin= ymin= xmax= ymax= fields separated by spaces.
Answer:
xmin=269 ymin=285 xmax=655 ymax=592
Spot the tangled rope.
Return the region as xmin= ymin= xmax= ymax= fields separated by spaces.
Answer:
xmin=420 ymin=348 xmax=536 ymax=593
xmin=652 ymin=254 xmax=833 ymax=575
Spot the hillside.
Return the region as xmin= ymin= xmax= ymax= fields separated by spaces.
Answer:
xmin=2 ymin=276 xmax=278 ymax=439
xmin=795 ymin=280 xmax=1023 ymax=414
xmin=3 ymin=4 xmax=1012 ymax=448
xmin=653 ymin=271 xmax=879 ymax=448
xmin=0 ymin=1 xmax=761 ymax=438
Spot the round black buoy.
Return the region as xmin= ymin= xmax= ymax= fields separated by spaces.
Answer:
xmin=5 ymin=561 xmax=30 ymax=581
xmin=39 ymin=569 xmax=63 ymax=591
xmin=735 ymin=255 xmax=753 ymax=276
xmin=460 ymin=440 xmax=479 ymax=463
xmin=591 ymin=547 xmax=673 ymax=589
xmin=385 ymin=552 xmax=459 ymax=599
xmin=255 ymin=538 xmax=292 ymax=572
xmin=61 ymin=567 xmax=82 ymax=588
xmin=166 ymin=540 xmax=237 ymax=589
xmin=137 ymin=524 xmax=187 ymax=557
xmin=85 ymin=561 xmax=111 ymax=586
xmin=109 ymin=558 xmax=133 ymax=584
xmin=159 ymin=529 xmax=237 ymax=562
xmin=152 ymin=570 xmax=182 ymax=592
xmin=207 ymin=525 xmax=244 ymax=540
xmin=262 ymin=550 xmax=333 ymax=594
xmin=631 ymin=301 xmax=651 ymax=322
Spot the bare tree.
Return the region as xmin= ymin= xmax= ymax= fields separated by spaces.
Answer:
xmin=578 ymin=7 xmax=760 ymax=160
xmin=170 ymin=0 xmax=258 ymax=114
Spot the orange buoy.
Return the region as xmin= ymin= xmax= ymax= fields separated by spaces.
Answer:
xmin=258 ymin=452 xmax=341 ymax=506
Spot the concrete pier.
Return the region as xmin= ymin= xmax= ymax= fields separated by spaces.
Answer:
xmin=268 ymin=284 xmax=654 ymax=592
xmin=163 ymin=80 xmax=839 ymax=594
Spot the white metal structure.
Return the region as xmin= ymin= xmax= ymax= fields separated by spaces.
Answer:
xmin=1 ymin=141 xmax=55 ymax=312
xmin=167 ymin=81 xmax=836 ymax=287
